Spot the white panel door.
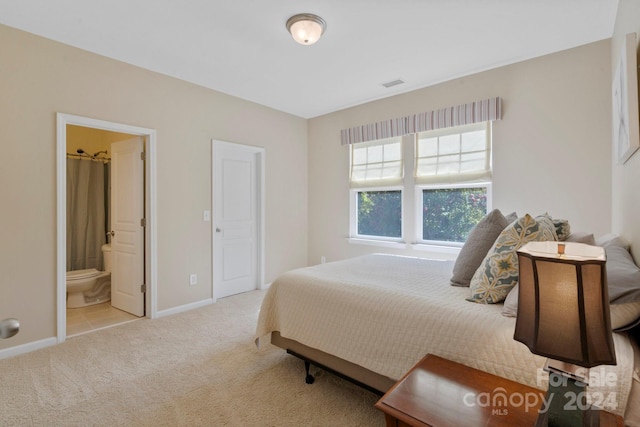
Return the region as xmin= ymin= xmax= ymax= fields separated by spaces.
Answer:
xmin=213 ymin=141 xmax=257 ymax=299
xmin=110 ymin=137 xmax=145 ymax=316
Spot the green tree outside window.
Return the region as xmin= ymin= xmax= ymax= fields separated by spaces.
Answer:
xmin=422 ymin=187 xmax=487 ymax=242
xmin=357 ymin=190 xmax=401 ymax=238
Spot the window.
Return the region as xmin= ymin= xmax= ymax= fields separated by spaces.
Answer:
xmin=350 ymin=138 xmax=403 ymax=241
xmin=415 ymin=123 xmax=491 ymax=246
xmin=419 ymin=184 xmax=490 ymax=244
xmin=356 ymin=189 xmax=402 ymax=239
xmin=349 ymin=123 xmax=492 ymax=248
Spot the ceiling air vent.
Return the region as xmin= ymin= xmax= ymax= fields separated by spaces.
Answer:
xmin=382 ymin=79 xmax=405 ymax=88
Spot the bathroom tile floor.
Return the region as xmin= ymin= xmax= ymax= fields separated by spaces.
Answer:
xmin=67 ymin=302 xmax=140 ymax=337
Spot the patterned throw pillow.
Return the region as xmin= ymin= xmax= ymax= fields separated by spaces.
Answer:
xmin=467 ymin=214 xmax=558 ymax=304
xmin=552 ymin=218 xmax=571 ymax=241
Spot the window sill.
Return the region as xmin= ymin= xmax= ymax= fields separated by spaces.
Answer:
xmin=347 ymin=238 xmax=462 ymax=256
xmin=347 ymin=238 xmax=407 ymax=249
xmin=411 ymin=243 xmax=461 ymax=255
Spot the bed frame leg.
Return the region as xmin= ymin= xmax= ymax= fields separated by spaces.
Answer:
xmin=304 ymin=360 xmax=315 ymax=384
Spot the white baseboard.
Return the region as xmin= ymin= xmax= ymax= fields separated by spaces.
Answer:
xmin=0 ymin=337 xmax=57 ymax=360
xmin=155 ymin=298 xmax=215 ymax=318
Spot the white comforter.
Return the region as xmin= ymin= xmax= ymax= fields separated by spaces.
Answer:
xmin=255 ymin=254 xmax=633 ymax=416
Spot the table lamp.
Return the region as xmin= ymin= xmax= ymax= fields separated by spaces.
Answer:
xmin=515 ymin=241 xmax=616 ymax=427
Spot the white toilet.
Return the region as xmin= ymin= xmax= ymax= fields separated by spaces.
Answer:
xmin=66 ymin=243 xmax=112 ymax=308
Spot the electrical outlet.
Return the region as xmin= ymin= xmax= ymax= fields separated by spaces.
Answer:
xmin=203 ymin=210 xmax=211 ymax=221
xmin=189 ymin=274 xmax=197 ymax=286
xmin=321 ymin=256 xmax=326 ymax=264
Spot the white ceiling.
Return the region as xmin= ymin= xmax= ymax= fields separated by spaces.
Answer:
xmin=0 ymin=0 xmax=619 ymax=119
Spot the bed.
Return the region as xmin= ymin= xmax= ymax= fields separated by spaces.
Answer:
xmin=254 ymin=213 xmax=640 ymax=423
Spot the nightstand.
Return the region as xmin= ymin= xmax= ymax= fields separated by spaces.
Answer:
xmin=375 ymin=354 xmax=623 ymax=427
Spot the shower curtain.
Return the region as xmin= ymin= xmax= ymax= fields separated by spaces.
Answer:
xmin=66 ymin=158 xmax=110 ymax=272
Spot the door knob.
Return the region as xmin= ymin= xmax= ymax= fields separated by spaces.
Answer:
xmin=107 ymin=231 xmax=115 ymax=237
xmin=0 ymin=318 xmax=19 ymax=339
xmin=215 ymin=228 xmax=221 ymax=233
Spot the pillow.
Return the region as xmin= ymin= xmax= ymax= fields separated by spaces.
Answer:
xmin=610 ymin=302 xmax=640 ymax=331
xmin=552 ymin=219 xmax=571 ymax=241
xmin=501 ymin=284 xmax=518 ymax=317
xmin=505 ymin=211 xmax=518 ymax=223
xmin=450 ymin=209 xmax=515 ymax=287
xmin=596 ymin=233 xmax=630 ymax=249
xmin=505 ymin=211 xmax=518 ymax=224
xmin=535 ymin=213 xmax=557 ymax=236
xmin=502 ymin=283 xmax=640 ymax=332
xmin=565 ymin=232 xmax=596 ymax=245
xmin=503 ymin=235 xmax=640 ymax=330
xmin=468 ymin=213 xmax=558 ymax=304
xmin=604 ymin=240 xmax=640 ymax=304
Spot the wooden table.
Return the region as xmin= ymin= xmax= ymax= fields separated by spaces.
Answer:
xmin=375 ymin=354 xmax=623 ymax=427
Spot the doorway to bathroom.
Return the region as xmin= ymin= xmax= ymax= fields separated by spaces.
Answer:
xmin=56 ymin=113 xmax=157 ymax=342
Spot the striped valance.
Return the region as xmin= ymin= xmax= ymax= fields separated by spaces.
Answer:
xmin=340 ymin=97 xmax=502 ymax=145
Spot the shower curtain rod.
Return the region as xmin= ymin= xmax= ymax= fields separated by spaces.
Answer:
xmin=66 ymin=153 xmax=111 ymax=162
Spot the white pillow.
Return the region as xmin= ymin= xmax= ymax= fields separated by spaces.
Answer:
xmin=501 ymin=284 xmax=518 ymax=318
xmin=610 ymin=301 xmax=640 ymax=331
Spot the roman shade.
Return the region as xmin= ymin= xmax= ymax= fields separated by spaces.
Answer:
xmin=350 ymin=137 xmax=403 ymax=186
xmin=415 ymin=122 xmax=491 ymax=184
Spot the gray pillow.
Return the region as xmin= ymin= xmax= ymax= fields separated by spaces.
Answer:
xmin=565 ymin=232 xmax=596 ymax=245
xmin=604 ymin=241 xmax=640 ymax=304
xmin=505 ymin=211 xmax=518 ymax=223
xmin=503 ymin=236 xmax=640 ymax=328
xmin=502 ymin=282 xmax=640 ymax=332
xmin=450 ymin=209 xmax=515 ymax=287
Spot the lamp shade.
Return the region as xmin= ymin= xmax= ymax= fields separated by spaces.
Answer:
xmin=514 ymin=241 xmax=616 ymax=368
xmin=286 ymin=13 xmax=326 ymax=45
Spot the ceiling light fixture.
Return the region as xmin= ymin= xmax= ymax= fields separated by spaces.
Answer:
xmin=286 ymin=13 xmax=326 ymax=45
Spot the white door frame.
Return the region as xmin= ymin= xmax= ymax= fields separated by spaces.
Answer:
xmin=211 ymin=139 xmax=265 ymax=299
xmin=56 ymin=113 xmax=158 ymax=343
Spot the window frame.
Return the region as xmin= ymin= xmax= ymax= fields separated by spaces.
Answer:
xmin=347 ymin=122 xmax=492 ymax=251
xmin=349 ymin=186 xmax=404 ymax=243
xmin=415 ymin=182 xmax=493 ymax=248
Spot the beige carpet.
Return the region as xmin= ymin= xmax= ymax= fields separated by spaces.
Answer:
xmin=0 ymin=290 xmax=384 ymax=426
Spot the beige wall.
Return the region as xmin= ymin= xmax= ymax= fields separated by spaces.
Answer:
xmin=611 ymin=0 xmax=640 ymax=258
xmin=3 ymin=4 xmax=634 ymax=353
xmin=308 ymin=40 xmax=612 ymax=265
xmin=0 ymin=24 xmax=308 ymax=350
xmin=66 ymin=125 xmax=134 ymax=155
